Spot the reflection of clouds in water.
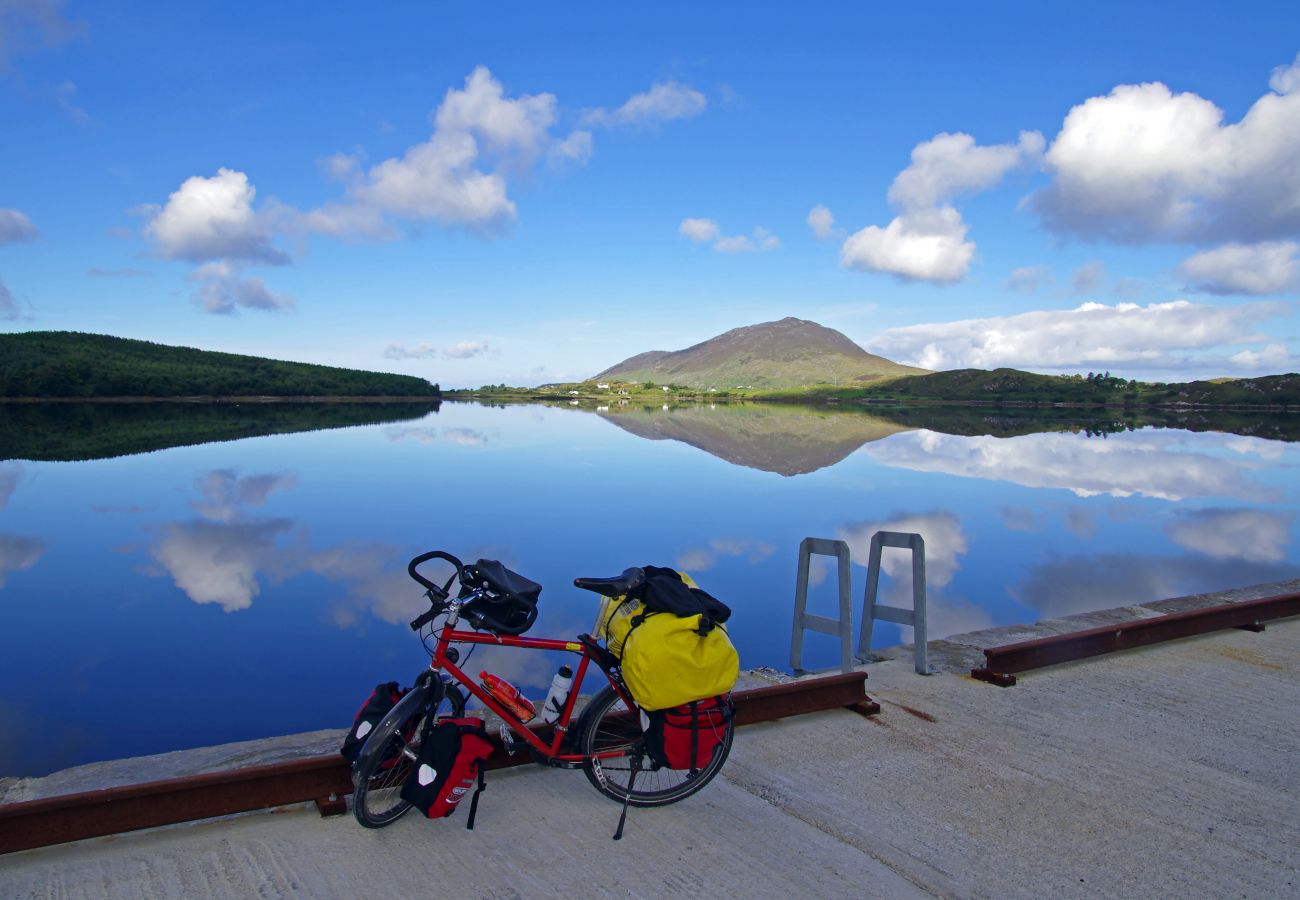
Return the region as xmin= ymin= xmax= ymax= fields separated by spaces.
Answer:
xmin=837 ymin=511 xmax=992 ymax=641
xmin=151 ymin=519 xmax=294 ymax=611
xmin=676 ymin=538 xmax=774 ymax=573
xmin=0 ymin=463 xmax=23 ymax=511
xmin=1224 ymin=437 xmax=1285 ymax=461
xmin=385 ymin=426 xmax=491 ymax=447
xmin=1014 ymin=553 xmax=1296 ymax=621
xmin=0 ymin=534 xmax=45 ymax=588
xmin=192 ymin=469 xmax=296 ymax=523
xmin=866 ymin=431 xmax=1274 ymax=502
xmin=1064 ymin=507 xmax=1096 ymax=539
xmin=1166 ymin=508 xmax=1295 ymax=563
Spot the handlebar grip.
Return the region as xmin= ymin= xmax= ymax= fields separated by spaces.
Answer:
xmin=407 ymin=550 xmax=464 ymax=593
xmin=410 ymin=608 xmax=440 ymax=631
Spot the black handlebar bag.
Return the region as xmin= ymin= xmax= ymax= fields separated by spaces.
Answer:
xmin=400 ymin=717 xmax=494 ymax=827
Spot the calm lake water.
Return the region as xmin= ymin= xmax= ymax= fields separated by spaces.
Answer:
xmin=1 ymin=400 xmax=1296 ymax=776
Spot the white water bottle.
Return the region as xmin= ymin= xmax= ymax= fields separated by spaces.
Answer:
xmin=540 ymin=665 xmax=574 ymax=724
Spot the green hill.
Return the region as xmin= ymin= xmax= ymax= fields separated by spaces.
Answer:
xmin=593 ymin=317 xmax=926 ymax=390
xmin=0 ymin=332 xmax=440 ymax=398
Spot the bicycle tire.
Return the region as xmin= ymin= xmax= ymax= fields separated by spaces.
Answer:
xmin=351 ymin=679 xmax=466 ymax=828
xmin=578 ymin=685 xmax=732 ymax=807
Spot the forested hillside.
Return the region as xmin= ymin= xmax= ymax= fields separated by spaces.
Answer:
xmin=0 ymin=332 xmax=440 ymax=398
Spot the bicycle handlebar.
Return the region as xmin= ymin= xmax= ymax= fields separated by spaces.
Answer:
xmin=407 ymin=550 xmax=466 ymax=631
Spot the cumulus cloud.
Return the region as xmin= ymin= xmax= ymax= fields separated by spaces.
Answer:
xmin=443 ymin=340 xmax=492 ymax=359
xmin=189 ymin=262 xmax=294 ymax=315
xmin=0 ymin=534 xmax=45 ymax=589
xmin=582 ymin=81 xmax=707 ymax=129
xmin=840 ymin=206 xmax=973 ymax=283
xmin=192 ymin=470 xmax=297 ymax=523
xmin=1177 ymin=241 xmax=1300 ymax=295
xmin=0 ymin=463 xmax=22 ymax=510
xmin=680 ymin=217 xmax=720 ymax=243
xmin=887 ymin=131 xmax=1045 ymax=209
xmin=0 ymin=209 xmax=38 ymax=244
xmin=312 ymin=66 xmax=592 ymax=235
xmin=807 ymin=204 xmax=836 ymax=240
xmin=681 ymin=218 xmax=778 ymax=253
xmin=1031 ymin=71 xmax=1300 ymax=244
xmin=863 ymin=299 xmax=1289 ymax=372
xmin=145 ymin=169 xmax=289 ymax=265
xmin=840 ymin=131 xmax=1042 ymax=285
xmin=1006 ymin=265 xmax=1051 ymax=292
xmin=1228 ymin=343 xmax=1296 ymax=370
xmin=152 ymin=519 xmax=294 ymax=612
xmin=1167 ymin=508 xmax=1294 ymax=563
xmin=1270 ymin=52 xmax=1300 ymax=95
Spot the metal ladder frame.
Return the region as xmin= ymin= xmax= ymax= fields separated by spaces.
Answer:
xmin=859 ymin=531 xmax=929 ymax=675
xmin=789 ymin=537 xmax=854 ymax=674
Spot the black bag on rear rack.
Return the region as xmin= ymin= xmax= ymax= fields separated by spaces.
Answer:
xmin=340 ymin=681 xmax=410 ymax=765
xmin=400 ymin=717 xmax=494 ymax=827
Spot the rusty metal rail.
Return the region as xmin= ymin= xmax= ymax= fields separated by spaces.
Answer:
xmin=972 ymin=593 xmax=1300 ymax=687
xmin=0 ymin=671 xmax=873 ymax=855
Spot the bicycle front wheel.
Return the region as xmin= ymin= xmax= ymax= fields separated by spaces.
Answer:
xmin=578 ymin=686 xmax=733 ymax=807
xmin=351 ymin=679 xmax=466 ymax=828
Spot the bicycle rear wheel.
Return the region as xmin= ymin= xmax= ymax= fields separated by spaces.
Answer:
xmin=578 ymin=686 xmax=732 ymax=807
xmin=351 ymin=678 xmax=466 ymax=828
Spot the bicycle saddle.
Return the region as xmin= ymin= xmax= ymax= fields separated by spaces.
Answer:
xmin=573 ymin=567 xmax=645 ymax=597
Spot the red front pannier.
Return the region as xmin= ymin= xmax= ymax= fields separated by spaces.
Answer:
xmin=645 ymin=695 xmax=732 ymax=772
xmin=400 ymin=717 xmax=494 ymax=827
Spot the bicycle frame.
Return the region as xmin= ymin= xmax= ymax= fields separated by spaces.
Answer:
xmin=427 ymin=618 xmax=634 ymax=764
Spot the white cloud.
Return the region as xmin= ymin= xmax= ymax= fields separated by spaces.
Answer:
xmin=864 ymin=299 xmax=1289 ymax=372
xmin=433 ymin=66 xmax=559 ymax=160
xmin=680 ymin=217 xmax=720 ymax=243
xmin=887 ymin=130 xmax=1044 ymax=209
xmin=146 ymin=169 xmax=289 ymax=265
xmin=1269 ymin=52 xmax=1300 ymax=95
xmin=582 ymin=81 xmax=706 ymax=129
xmin=189 ymin=263 xmax=295 ymax=316
xmin=680 ymin=218 xmax=777 ymax=253
xmin=1071 ymin=259 xmax=1106 ymax=294
xmin=384 ymin=343 xmax=438 ymax=360
xmin=152 ymin=519 xmax=292 ymax=611
xmin=840 ymin=206 xmax=973 ymax=283
xmin=1167 ymin=508 xmax=1294 ymax=563
xmin=1228 ymin=343 xmax=1295 ymax=370
xmin=0 ymin=209 xmax=38 ymax=244
xmin=0 ymin=463 xmax=22 ymax=510
xmin=1006 ymin=265 xmax=1051 ymax=292
xmin=54 ymin=78 xmax=90 ymax=123
xmin=1178 ymin=241 xmax=1300 ymax=295
xmin=192 ymin=470 xmax=296 ymax=523
xmin=839 ymin=131 xmax=1042 ymax=285
xmin=443 ymin=340 xmax=492 ymax=360
xmin=0 ymin=534 xmax=45 ymax=589
xmin=807 ymin=204 xmax=836 ymax=240
xmin=1032 ymin=73 xmax=1300 ymax=244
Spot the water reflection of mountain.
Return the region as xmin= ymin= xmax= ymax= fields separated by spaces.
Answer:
xmin=591 ymin=402 xmax=1297 ymax=477
xmin=0 ymin=401 xmax=440 ymax=462
xmin=596 ymin=404 xmax=910 ymax=475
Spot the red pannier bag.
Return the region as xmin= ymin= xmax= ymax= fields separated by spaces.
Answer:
xmin=400 ymin=717 xmax=494 ymax=827
xmin=645 ymin=695 xmax=732 ymax=773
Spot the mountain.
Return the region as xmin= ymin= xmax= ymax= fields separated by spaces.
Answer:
xmin=593 ymin=317 xmax=926 ymax=390
xmin=0 ymin=332 xmax=440 ymax=398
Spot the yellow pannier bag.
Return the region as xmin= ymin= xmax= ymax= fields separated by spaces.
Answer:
xmin=593 ymin=571 xmax=700 ymax=657
xmin=621 ymin=612 xmax=739 ymax=712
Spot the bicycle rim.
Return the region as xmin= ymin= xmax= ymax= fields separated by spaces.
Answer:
xmin=352 ymin=682 xmax=465 ymax=827
xmin=580 ymin=686 xmax=732 ymax=807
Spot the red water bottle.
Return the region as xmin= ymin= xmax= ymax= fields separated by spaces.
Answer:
xmin=480 ymin=671 xmax=537 ymax=723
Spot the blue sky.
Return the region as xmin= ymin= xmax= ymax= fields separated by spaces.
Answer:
xmin=2 ymin=1 xmax=1298 ymax=387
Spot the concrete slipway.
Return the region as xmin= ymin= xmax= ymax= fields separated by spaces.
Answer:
xmin=2 ymin=593 xmax=1298 ymax=898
